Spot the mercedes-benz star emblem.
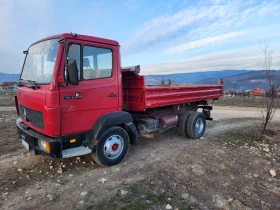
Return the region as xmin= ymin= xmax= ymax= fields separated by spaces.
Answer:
xmin=23 ymin=108 xmax=27 ymax=120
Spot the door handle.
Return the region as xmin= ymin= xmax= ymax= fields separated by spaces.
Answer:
xmin=108 ymin=93 xmax=118 ymax=97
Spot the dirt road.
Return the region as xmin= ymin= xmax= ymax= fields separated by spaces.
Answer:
xmin=0 ymin=107 xmax=279 ymax=209
xmin=212 ymin=106 xmax=280 ymax=121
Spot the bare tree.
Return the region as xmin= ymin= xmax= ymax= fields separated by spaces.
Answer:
xmin=259 ymin=38 xmax=280 ymax=135
xmin=168 ymin=79 xmax=172 ymax=86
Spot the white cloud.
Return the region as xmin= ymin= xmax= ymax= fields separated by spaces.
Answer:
xmin=166 ymin=31 xmax=245 ymax=54
xmin=122 ymin=0 xmax=280 ymax=55
xmin=122 ymin=5 xmax=218 ymax=54
xmin=141 ymin=47 xmax=280 ymax=75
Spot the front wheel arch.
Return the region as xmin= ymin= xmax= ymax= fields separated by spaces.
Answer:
xmin=87 ymin=111 xmax=139 ymax=150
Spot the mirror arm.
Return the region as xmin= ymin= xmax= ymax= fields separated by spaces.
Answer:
xmin=61 ymin=59 xmax=69 ymax=87
xmin=60 ymin=38 xmax=68 ymax=87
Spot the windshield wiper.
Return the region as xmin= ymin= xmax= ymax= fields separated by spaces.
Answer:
xmin=20 ymin=79 xmax=40 ymax=89
xmin=14 ymin=81 xmax=23 ymax=87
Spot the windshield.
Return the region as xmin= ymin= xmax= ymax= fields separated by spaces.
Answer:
xmin=21 ymin=38 xmax=59 ymax=84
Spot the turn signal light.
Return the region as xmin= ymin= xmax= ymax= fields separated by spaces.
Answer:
xmin=46 ymin=142 xmax=50 ymax=152
xmin=70 ymin=139 xmax=76 ymax=143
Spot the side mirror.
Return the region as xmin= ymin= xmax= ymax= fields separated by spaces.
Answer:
xmin=67 ymin=59 xmax=79 ymax=85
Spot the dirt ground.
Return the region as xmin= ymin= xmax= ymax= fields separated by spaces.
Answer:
xmin=0 ymin=94 xmax=16 ymax=107
xmin=0 ymin=105 xmax=280 ymax=210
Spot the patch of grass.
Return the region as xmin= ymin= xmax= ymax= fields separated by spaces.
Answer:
xmin=95 ymin=180 xmax=197 ymax=210
xmin=224 ymin=127 xmax=255 ymax=144
xmin=119 ymin=183 xmax=171 ymax=210
xmin=215 ymin=123 xmax=280 ymax=159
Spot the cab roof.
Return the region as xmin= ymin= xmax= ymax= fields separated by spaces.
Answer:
xmin=31 ymin=33 xmax=120 ymax=46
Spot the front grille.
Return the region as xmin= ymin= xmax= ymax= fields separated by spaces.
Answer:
xmin=19 ymin=105 xmax=45 ymax=129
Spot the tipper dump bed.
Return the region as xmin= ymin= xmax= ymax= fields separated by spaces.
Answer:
xmin=122 ymin=71 xmax=223 ymax=111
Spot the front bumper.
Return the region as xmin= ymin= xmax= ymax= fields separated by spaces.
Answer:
xmin=16 ymin=118 xmax=62 ymax=158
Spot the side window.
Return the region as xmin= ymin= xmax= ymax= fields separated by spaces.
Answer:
xmin=83 ymin=46 xmax=112 ymax=80
xmin=67 ymin=44 xmax=81 ymax=79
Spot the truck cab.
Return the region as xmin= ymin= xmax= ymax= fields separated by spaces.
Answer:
xmin=17 ymin=33 xmax=138 ymax=166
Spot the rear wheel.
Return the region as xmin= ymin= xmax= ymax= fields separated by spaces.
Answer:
xmin=179 ymin=111 xmax=192 ymax=137
xmin=92 ymin=126 xmax=130 ymax=167
xmin=187 ymin=112 xmax=206 ymax=139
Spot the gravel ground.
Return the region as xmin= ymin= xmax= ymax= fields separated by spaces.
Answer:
xmin=0 ymin=107 xmax=279 ymax=210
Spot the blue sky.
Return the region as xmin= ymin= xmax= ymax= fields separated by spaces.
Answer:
xmin=1 ymin=0 xmax=280 ymax=75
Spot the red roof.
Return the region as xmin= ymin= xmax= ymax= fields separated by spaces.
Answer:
xmin=31 ymin=33 xmax=119 ymax=47
xmin=0 ymin=82 xmax=14 ymax=86
xmin=250 ymin=88 xmax=264 ymax=96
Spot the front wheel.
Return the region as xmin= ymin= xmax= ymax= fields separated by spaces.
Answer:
xmin=187 ymin=112 xmax=206 ymax=139
xmin=92 ymin=126 xmax=130 ymax=167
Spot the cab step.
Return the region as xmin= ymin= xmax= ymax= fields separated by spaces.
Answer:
xmin=62 ymin=146 xmax=92 ymax=158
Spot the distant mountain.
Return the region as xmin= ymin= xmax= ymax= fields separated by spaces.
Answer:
xmin=195 ymin=70 xmax=280 ymax=91
xmin=1 ymin=70 xmax=279 ymax=91
xmin=145 ymin=70 xmax=253 ymax=85
xmin=0 ymin=72 xmax=20 ymax=83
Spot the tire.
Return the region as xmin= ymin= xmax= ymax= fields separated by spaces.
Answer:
xmin=186 ymin=112 xmax=206 ymax=139
xmin=179 ymin=111 xmax=193 ymax=137
xmin=92 ymin=126 xmax=130 ymax=167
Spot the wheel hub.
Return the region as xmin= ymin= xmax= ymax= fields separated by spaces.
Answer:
xmin=195 ymin=118 xmax=204 ymax=134
xmin=112 ymin=143 xmax=119 ymax=151
xmin=104 ymin=135 xmax=124 ymax=159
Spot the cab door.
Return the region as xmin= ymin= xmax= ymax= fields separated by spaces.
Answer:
xmin=59 ymin=40 xmax=119 ymax=135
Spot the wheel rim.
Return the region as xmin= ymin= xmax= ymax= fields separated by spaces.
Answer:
xmin=195 ymin=118 xmax=204 ymax=134
xmin=103 ymin=135 xmax=124 ymax=159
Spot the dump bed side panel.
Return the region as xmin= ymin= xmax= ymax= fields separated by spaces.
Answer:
xmin=122 ymin=72 xmax=223 ymax=111
xmin=145 ymin=85 xmax=222 ymax=108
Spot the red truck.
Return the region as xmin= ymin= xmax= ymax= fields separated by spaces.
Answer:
xmin=16 ymin=33 xmax=223 ymax=166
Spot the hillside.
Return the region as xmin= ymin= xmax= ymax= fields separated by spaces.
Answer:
xmin=145 ymin=70 xmax=252 ymax=85
xmin=1 ymin=70 xmax=279 ymax=91
xmin=195 ymin=70 xmax=280 ymax=91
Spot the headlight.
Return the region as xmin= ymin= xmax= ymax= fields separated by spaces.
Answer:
xmin=38 ymin=139 xmax=50 ymax=152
